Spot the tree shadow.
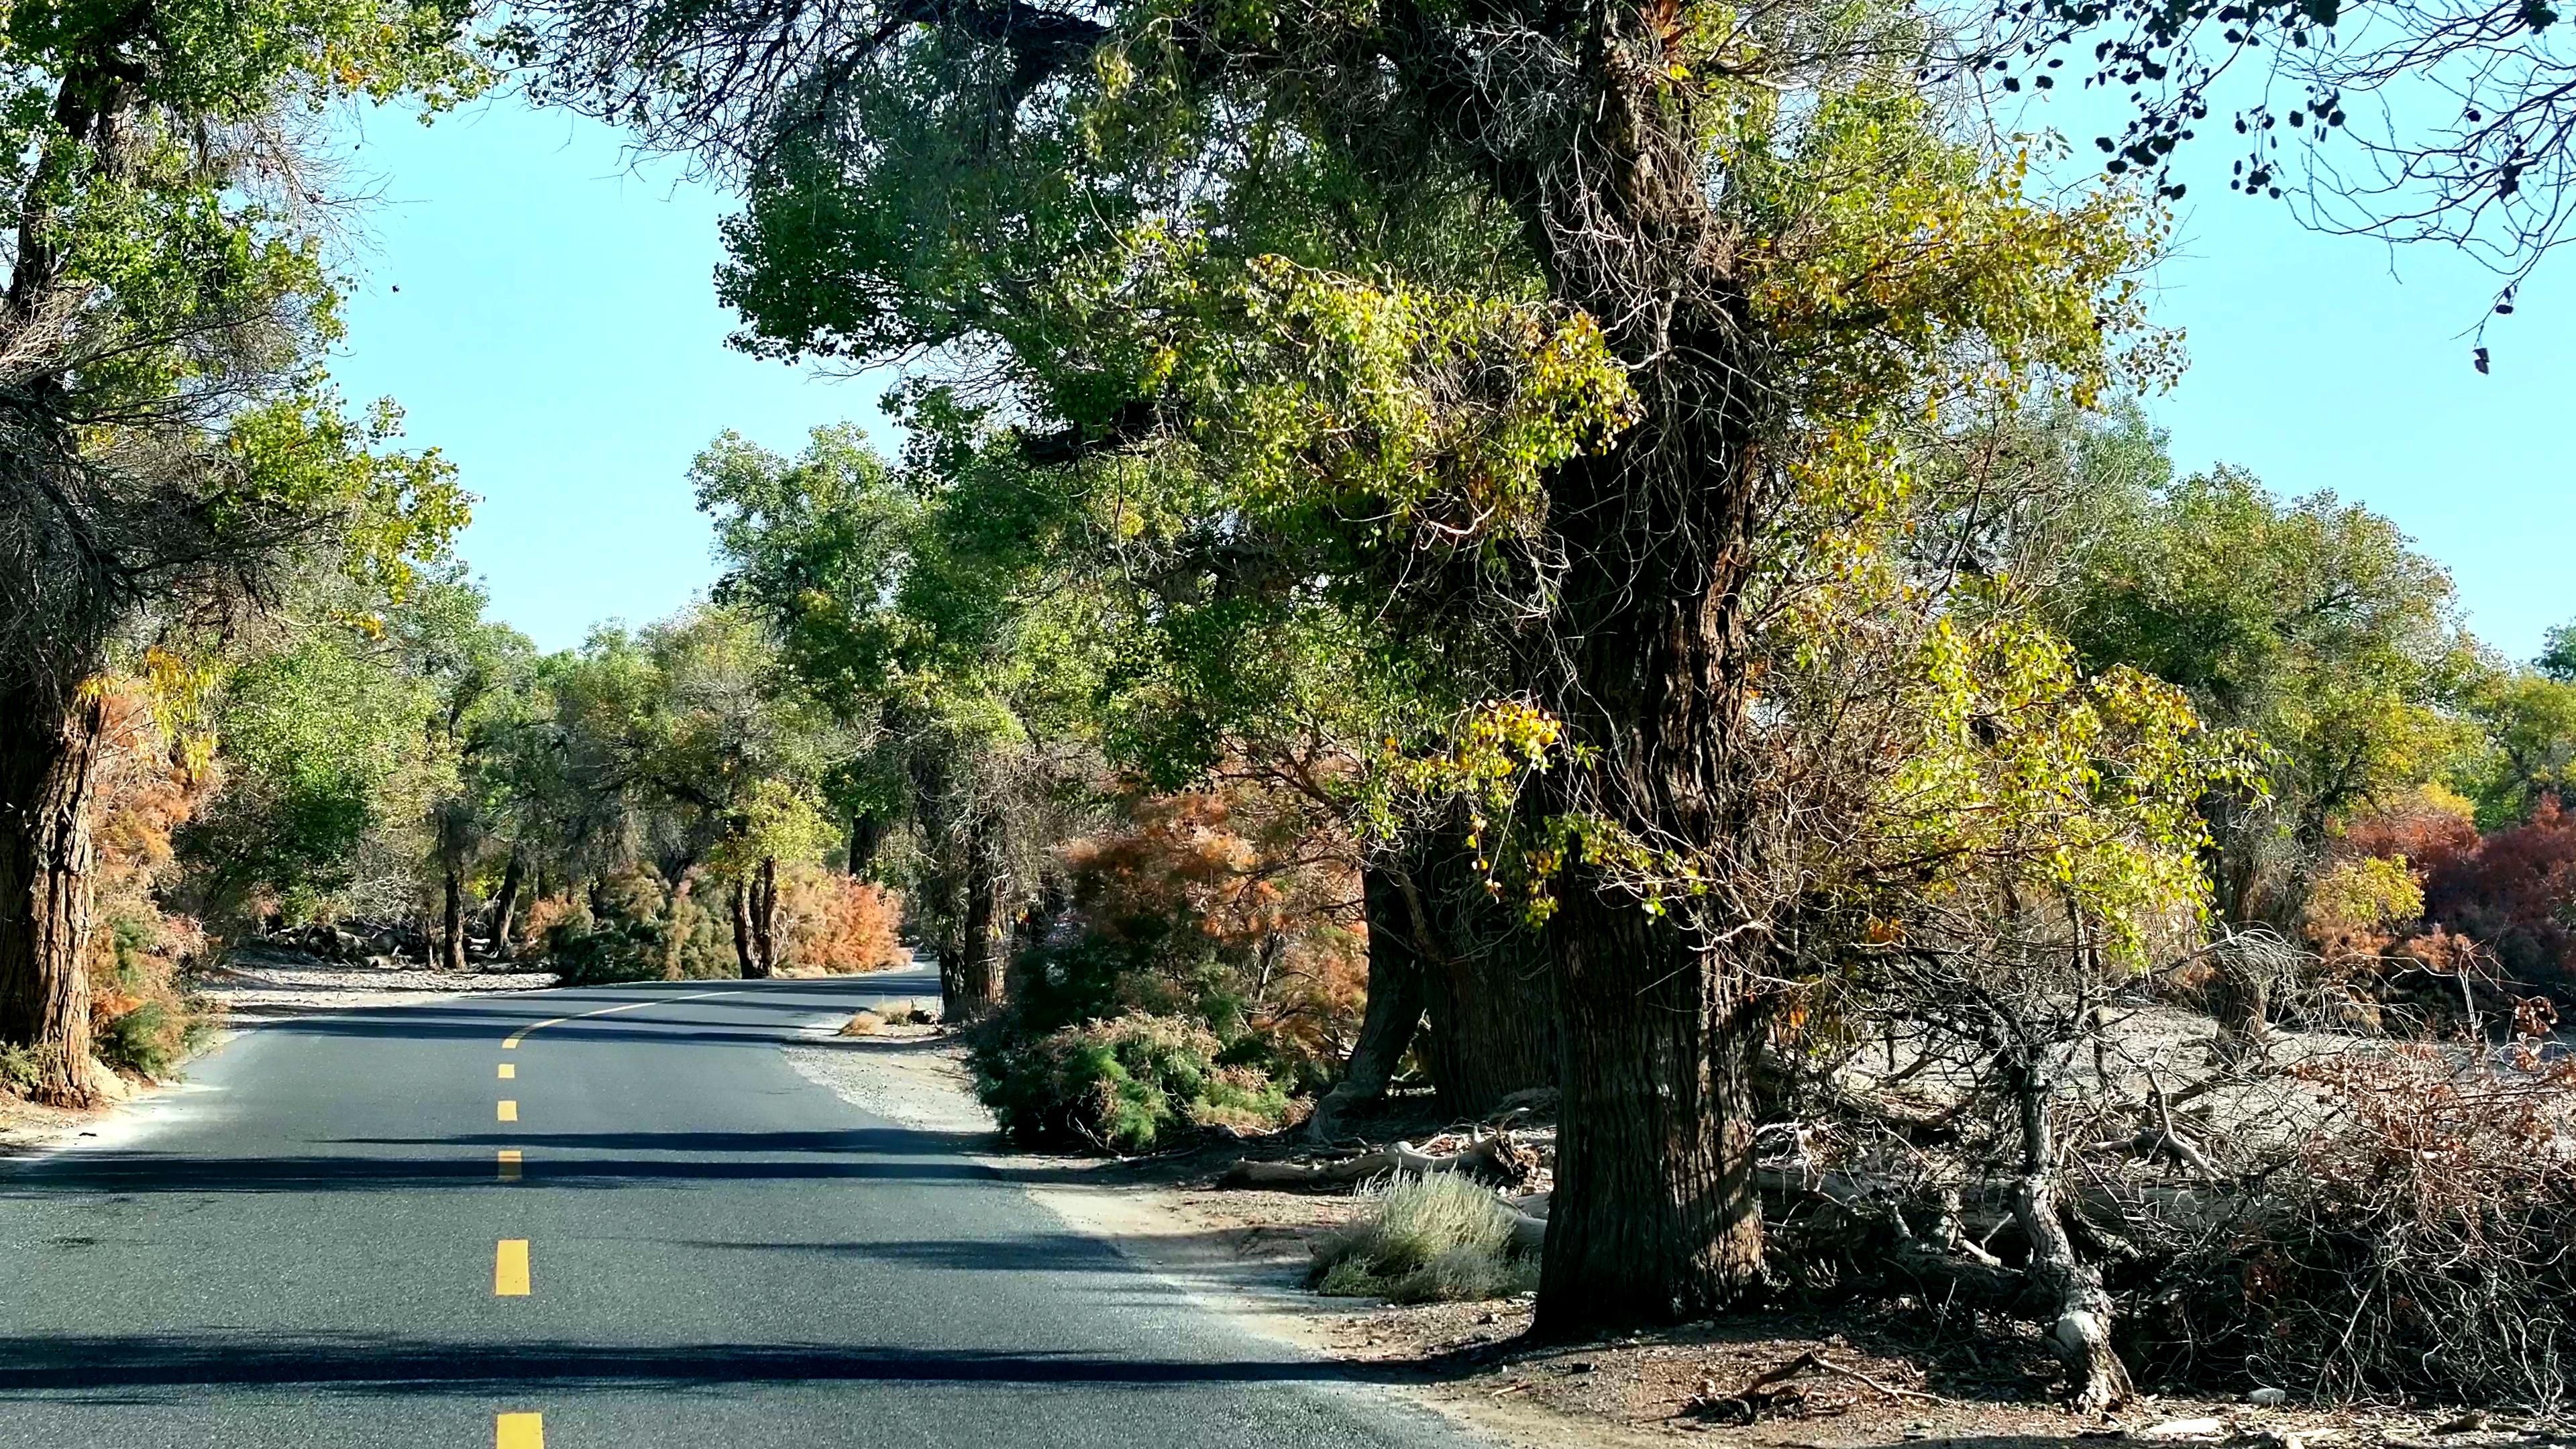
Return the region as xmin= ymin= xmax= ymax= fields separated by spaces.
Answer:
xmin=0 ymin=1124 xmax=1105 ymax=1197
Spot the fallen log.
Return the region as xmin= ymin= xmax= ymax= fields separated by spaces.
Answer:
xmin=1221 ymin=1134 xmax=1532 ymax=1190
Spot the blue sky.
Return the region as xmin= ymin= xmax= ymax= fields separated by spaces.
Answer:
xmin=327 ymin=89 xmax=2571 ymax=660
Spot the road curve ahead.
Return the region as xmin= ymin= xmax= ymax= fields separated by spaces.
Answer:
xmin=0 ymin=969 xmax=1477 ymax=1449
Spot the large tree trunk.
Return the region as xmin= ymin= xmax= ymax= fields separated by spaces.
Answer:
xmin=1538 ymin=884 xmax=1766 ymax=1333
xmin=1403 ymin=839 xmax=1556 ymax=1117
xmin=440 ymin=867 xmax=467 ymax=974
xmin=1524 ymin=415 xmax=1774 ymax=1336
xmin=1396 ymin=14 xmax=1780 ymax=1332
xmin=1309 ymin=862 xmax=1430 ymax=1139
xmin=944 ymin=817 xmax=1006 ymax=1021
xmin=0 ymin=689 xmax=104 ymax=1105
xmin=488 ymin=847 xmax=525 ymax=962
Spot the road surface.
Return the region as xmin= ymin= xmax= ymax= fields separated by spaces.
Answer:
xmin=0 ymin=969 xmax=1477 ymax=1448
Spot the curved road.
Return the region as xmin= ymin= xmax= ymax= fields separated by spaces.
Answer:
xmin=0 ymin=969 xmax=1477 ymax=1448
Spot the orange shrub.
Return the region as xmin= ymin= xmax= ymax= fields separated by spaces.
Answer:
xmin=782 ymin=870 xmax=906 ymax=974
xmin=1053 ymin=785 xmax=1366 ymax=1076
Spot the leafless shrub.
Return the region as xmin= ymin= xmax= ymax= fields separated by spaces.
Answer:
xmin=2132 ymin=1018 xmax=2576 ymax=1409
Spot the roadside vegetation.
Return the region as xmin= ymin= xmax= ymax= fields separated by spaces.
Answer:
xmin=9 ymin=0 xmax=2576 ymax=1418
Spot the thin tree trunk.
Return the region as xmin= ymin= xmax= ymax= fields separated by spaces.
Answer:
xmin=730 ymin=878 xmax=762 ymax=978
xmin=0 ymin=689 xmax=105 ymax=1104
xmin=662 ymin=865 xmax=701 ymax=981
xmin=846 ymin=812 xmax=884 ymax=877
xmin=1309 ymin=862 xmax=1428 ymax=1139
xmin=2010 ymin=1063 xmax=2134 ymax=1412
xmin=488 ymin=847 xmax=525 ymax=962
xmin=753 ymin=855 xmax=780 ymax=975
xmin=441 ymin=867 xmax=467 ymax=974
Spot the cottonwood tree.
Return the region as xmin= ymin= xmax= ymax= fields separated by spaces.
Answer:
xmin=0 ymin=0 xmax=478 ymax=1097
xmin=533 ymin=0 xmax=2193 ymax=1335
xmin=2053 ymin=459 xmax=2479 ymax=924
xmin=544 ymin=608 xmax=847 ymax=977
xmin=696 ymin=422 xmax=1110 ymax=1018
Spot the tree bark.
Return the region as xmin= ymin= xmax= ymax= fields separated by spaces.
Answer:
xmin=488 ymin=847 xmax=525 ymax=962
xmin=943 ymin=815 xmax=1007 ymax=1022
xmin=1402 ymin=839 xmax=1556 ymax=1117
xmin=1309 ymin=862 xmax=1430 ymax=1138
xmin=753 ymin=855 xmax=780 ymax=975
xmin=2009 ymin=1063 xmax=2134 ymax=1413
xmin=1538 ymin=883 xmax=1766 ymax=1334
xmin=661 ymin=865 xmax=701 ymax=980
xmin=440 ymin=866 xmax=467 ymax=974
xmin=729 ymin=878 xmax=762 ymax=978
xmin=0 ymin=689 xmax=105 ymax=1104
xmin=1389 ymin=17 xmax=1782 ymax=1332
xmin=846 ymin=812 xmax=884 ymax=877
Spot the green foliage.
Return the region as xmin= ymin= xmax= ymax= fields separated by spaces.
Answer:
xmin=186 ymin=610 xmax=445 ymax=920
xmin=972 ymin=1012 xmax=1291 ymax=1152
xmin=2305 ymin=855 xmax=2424 ymax=939
xmin=95 ymin=1001 xmax=189 ymax=1077
xmin=544 ymin=915 xmax=672 ymax=987
xmin=1309 ymin=1173 xmax=1539 ymax=1303
xmin=2056 ymin=460 xmax=2480 ymax=918
xmin=2457 ymin=669 xmax=2576 ymax=827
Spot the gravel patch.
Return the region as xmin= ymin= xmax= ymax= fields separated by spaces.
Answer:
xmin=783 ymin=1030 xmax=996 ymax=1136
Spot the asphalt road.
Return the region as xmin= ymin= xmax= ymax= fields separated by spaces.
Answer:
xmin=0 ymin=969 xmax=1478 ymax=1448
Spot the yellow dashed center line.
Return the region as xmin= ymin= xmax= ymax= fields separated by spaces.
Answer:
xmin=500 ymin=987 xmax=751 ymax=1049
xmin=482 ymin=990 xmax=761 ymax=1441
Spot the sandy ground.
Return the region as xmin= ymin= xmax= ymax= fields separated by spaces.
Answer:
xmin=191 ymin=944 xmax=559 ymax=1022
xmin=780 ymin=1030 xmax=2570 ymax=1449
xmin=782 ymin=1005 xmax=989 ymax=1136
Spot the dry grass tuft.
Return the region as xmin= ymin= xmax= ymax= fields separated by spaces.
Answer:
xmin=1309 ymin=1171 xmax=1538 ymax=1304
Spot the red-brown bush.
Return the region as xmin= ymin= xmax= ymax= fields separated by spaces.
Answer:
xmin=2423 ymin=796 xmax=2576 ymax=999
xmin=782 ymin=871 xmax=906 ymax=974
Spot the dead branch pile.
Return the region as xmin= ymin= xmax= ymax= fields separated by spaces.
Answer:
xmin=1767 ymin=983 xmax=2576 ymax=1411
xmin=2129 ymin=1038 xmax=2576 ymax=1407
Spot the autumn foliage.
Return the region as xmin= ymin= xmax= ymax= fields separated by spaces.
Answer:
xmin=2422 ymin=796 xmax=2576 ymax=998
xmin=1050 ymin=788 xmax=1366 ymax=1073
xmin=83 ymin=682 xmax=223 ymax=1077
xmin=780 ymin=871 xmax=906 ymax=975
xmin=969 ymin=785 xmax=1367 ymax=1151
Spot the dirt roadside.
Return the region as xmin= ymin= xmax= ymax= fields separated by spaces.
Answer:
xmin=786 ymin=1027 xmax=2563 ymax=1449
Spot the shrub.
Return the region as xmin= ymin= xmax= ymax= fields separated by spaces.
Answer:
xmin=2133 ymin=1043 xmax=2576 ymax=1407
xmin=973 ymin=1012 xmax=1292 ymax=1152
xmin=545 ymin=914 xmax=671 ymax=985
xmin=2424 ymin=796 xmax=2576 ymax=998
xmin=97 ymin=1001 xmax=191 ymax=1077
xmin=783 ymin=873 xmax=904 ymax=973
xmin=1307 ymin=1172 xmax=1538 ymax=1304
xmin=0 ymin=1044 xmax=44 ymax=1099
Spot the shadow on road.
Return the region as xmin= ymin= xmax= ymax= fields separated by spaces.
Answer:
xmin=0 ymin=1124 xmax=1107 ymax=1196
xmin=0 ymin=1334 xmax=1373 ymax=1401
